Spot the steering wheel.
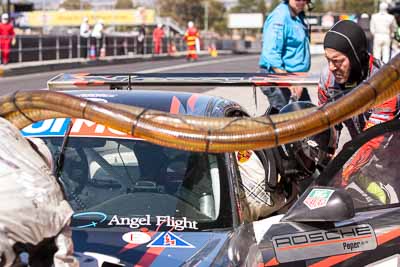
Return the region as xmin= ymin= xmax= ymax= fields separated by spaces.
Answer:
xmin=84 ymin=147 xmax=131 ymax=192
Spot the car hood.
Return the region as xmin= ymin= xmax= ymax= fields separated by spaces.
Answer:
xmin=73 ymin=228 xmax=230 ymax=266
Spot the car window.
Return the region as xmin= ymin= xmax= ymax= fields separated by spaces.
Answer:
xmin=41 ymin=137 xmax=229 ymax=230
xmin=316 ymin=119 xmax=400 ymax=210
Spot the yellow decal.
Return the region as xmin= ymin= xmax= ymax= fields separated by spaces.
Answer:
xmin=24 ymin=9 xmax=155 ymax=27
xmin=237 ymin=150 xmax=252 ymax=163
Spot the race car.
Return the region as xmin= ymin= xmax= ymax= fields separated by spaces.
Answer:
xmin=20 ymin=89 xmax=285 ymax=266
xmin=22 ymin=68 xmax=400 ymax=266
xmin=257 ymin=118 xmax=400 ymax=266
xmin=18 ymin=71 xmax=340 ymax=266
xmin=18 ymin=71 xmax=399 ymax=266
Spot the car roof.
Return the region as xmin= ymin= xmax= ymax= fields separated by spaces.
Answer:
xmin=64 ymin=89 xmax=245 ymax=117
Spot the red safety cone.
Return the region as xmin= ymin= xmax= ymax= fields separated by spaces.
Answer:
xmin=89 ymin=45 xmax=96 ymax=60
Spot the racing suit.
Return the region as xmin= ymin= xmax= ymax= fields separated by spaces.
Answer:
xmin=236 ymin=150 xmax=285 ymax=221
xmin=152 ymin=27 xmax=164 ymax=54
xmin=184 ymin=27 xmax=200 ymax=60
xmin=0 ymin=21 xmax=14 ymax=64
xmin=318 ymin=56 xmax=399 ymax=203
xmin=259 ymin=2 xmax=311 ymax=110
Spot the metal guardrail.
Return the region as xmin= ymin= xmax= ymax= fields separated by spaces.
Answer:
xmin=8 ymin=35 xmax=185 ymax=63
xmin=5 ymin=34 xmax=238 ymax=64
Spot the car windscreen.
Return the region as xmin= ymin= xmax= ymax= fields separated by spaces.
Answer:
xmin=316 ymin=119 xmax=400 ymax=210
xmin=41 ymin=136 xmax=232 ymax=230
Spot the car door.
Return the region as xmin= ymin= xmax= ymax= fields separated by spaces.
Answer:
xmin=256 ymin=118 xmax=400 ymax=266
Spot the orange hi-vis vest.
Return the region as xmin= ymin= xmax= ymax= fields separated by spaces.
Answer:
xmin=184 ymin=27 xmax=199 ymax=47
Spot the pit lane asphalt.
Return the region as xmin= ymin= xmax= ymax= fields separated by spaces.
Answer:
xmin=0 ymin=54 xmax=324 ymax=93
xmin=0 ymin=54 xmax=261 ymax=93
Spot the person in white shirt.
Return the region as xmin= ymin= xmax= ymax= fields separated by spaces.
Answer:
xmin=91 ymin=19 xmax=104 ymax=57
xmin=370 ymin=2 xmax=398 ymax=63
xmin=79 ymin=17 xmax=91 ymax=58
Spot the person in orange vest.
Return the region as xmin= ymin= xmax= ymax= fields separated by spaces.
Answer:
xmin=183 ymin=21 xmax=200 ymax=61
xmin=152 ymin=23 xmax=164 ymax=54
xmin=0 ymin=13 xmax=15 ymax=65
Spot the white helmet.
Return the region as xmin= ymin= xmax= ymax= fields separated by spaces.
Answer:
xmin=188 ymin=21 xmax=194 ymax=28
xmin=379 ymin=2 xmax=388 ymax=12
xmin=1 ymin=13 xmax=9 ymax=22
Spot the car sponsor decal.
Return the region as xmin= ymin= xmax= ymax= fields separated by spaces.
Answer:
xmin=237 ymin=150 xmax=252 ymax=163
xmin=108 ymin=215 xmax=198 ymax=231
xmin=122 ymin=231 xmax=152 ymax=245
xmin=21 ymin=118 xmax=138 ymax=139
xmin=118 ymin=220 xmax=173 ymax=255
xmin=272 ymin=224 xmax=377 ymax=263
xmin=72 ymin=212 xmax=107 ymax=228
xmin=303 ymin=188 xmax=335 ymax=210
xmin=147 ymin=232 xmax=195 ymax=248
xmin=170 ymin=94 xmax=199 ymax=114
xmin=309 ymin=227 xmax=400 ymax=267
xmin=119 ymin=228 xmax=158 ymax=254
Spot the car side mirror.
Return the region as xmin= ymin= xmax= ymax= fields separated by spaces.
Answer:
xmin=282 ymin=186 xmax=355 ymax=222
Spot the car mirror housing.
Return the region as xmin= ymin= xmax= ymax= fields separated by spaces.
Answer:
xmin=281 ymin=186 xmax=355 ymax=222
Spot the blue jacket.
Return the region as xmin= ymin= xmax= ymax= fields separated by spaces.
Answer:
xmin=259 ymin=3 xmax=310 ymax=73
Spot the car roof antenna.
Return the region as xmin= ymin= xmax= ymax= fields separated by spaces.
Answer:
xmin=54 ymin=120 xmax=73 ymax=178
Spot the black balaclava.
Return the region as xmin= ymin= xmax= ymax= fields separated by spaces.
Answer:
xmin=323 ymin=20 xmax=369 ymax=84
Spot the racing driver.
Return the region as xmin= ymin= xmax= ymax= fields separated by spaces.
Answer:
xmin=317 ymin=20 xmax=399 ymax=203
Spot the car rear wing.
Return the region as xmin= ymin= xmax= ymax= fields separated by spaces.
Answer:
xmin=47 ymin=72 xmax=320 ymax=90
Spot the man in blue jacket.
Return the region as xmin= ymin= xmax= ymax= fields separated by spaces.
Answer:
xmin=259 ymin=0 xmax=312 ymax=112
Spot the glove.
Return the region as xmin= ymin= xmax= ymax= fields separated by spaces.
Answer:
xmin=366 ymin=182 xmax=387 ymax=204
xmin=355 ymin=173 xmax=387 ymax=204
xmin=11 ymin=38 xmax=16 ymax=46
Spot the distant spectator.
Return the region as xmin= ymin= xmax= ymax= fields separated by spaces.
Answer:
xmin=321 ymin=11 xmax=335 ymax=29
xmin=0 ymin=13 xmax=15 ymax=65
xmin=370 ymin=2 xmax=398 ymax=63
xmin=358 ymin=13 xmax=373 ymax=53
xmin=91 ymin=19 xmax=105 ymax=57
xmin=152 ymin=23 xmax=164 ymax=54
xmin=137 ymin=24 xmax=146 ymax=54
xmin=79 ymin=17 xmax=91 ymax=58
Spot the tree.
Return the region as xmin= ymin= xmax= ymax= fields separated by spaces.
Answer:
xmin=208 ymin=0 xmax=227 ymax=33
xmin=60 ymin=0 xmax=91 ymax=10
xmin=158 ymin=0 xmax=226 ymax=33
xmin=312 ymin=0 xmax=325 ymax=13
xmin=158 ymin=0 xmax=202 ymax=28
xmin=115 ymin=0 xmax=134 ymax=9
xmin=341 ymin=0 xmax=375 ymax=14
xmin=230 ymin=0 xmax=265 ymax=13
xmin=269 ymin=0 xmax=280 ymax=12
xmin=230 ymin=0 xmax=267 ymax=26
